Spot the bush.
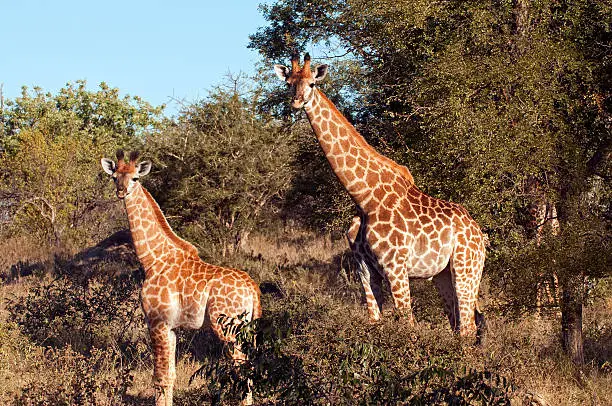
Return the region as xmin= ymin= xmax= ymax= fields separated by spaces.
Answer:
xmin=200 ymin=292 xmax=519 ymax=405
xmin=0 ymin=81 xmax=163 ymax=249
xmin=7 ymin=257 xmax=144 ymax=354
xmin=144 ymin=86 xmax=296 ymax=258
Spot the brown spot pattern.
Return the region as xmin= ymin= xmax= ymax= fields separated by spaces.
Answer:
xmin=114 ymin=180 xmax=262 ymax=406
xmin=287 ymin=57 xmax=487 ymax=339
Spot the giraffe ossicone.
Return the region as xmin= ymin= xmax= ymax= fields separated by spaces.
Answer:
xmin=275 ymin=54 xmax=487 ymax=339
xmin=101 ymin=150 xmax=261 ymax=406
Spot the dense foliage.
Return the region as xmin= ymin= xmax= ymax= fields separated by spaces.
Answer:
xmin=144 ymin=86 xmax=296 ymax=257
xmin=0 ymin=81 xmax=163 ymax=246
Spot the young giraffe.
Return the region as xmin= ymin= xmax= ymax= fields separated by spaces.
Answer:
xmin=101 ymin=151 xmax=261 ymax=406
xmin=275 ymin=54 xmax=486 ymax=337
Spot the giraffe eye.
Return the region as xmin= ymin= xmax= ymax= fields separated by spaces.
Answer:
xmin=309 ymin=83 xmax=315 ymax=88
xmin=132 ymin=177 xmax=139 ymax=182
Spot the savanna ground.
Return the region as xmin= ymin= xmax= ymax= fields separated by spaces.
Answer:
xmin=0 ymin=225 xmax=610 ymax=405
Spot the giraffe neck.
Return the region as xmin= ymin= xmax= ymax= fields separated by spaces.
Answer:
xmin=304 ymin=89 xmax=415 ymax=209
xmin=123 ymin=183 xmax=199 ymax=274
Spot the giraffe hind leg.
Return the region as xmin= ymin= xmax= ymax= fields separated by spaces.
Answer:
xmin=231 ymin=345 xmax=253 ymax=406
xmin=210 ymin=311 xmax=254 ymax=405
xmin=451 ymin=260 xmax=482 ymax=339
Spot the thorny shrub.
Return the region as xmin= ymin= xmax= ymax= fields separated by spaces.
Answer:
xmin=7 ymin=257 xmax=144 ymax=354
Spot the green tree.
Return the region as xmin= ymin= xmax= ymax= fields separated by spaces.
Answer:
xmin=251 ymin=0 xmax=611 ymax=363
xmin=145 ymin=83 xmax=296 ymax=258
xmin=0 ymin=81 xmax=164 ymax=247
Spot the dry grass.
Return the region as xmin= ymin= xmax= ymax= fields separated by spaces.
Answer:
xmin=244 ymin=230 xmax=344 ymax=266
xmin=0 ymin=229 xmax=610 ymax=405
xmin=0 ymin=236 xmax=53 ymax=281
xmin=473 ymin=314 xmax=611 ymax=405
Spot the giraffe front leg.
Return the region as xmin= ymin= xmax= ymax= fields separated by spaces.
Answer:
xmin=149 ymin=323 xmax=176 ymax=406
xmin=385 ymin=265 xmax=415 ymax=326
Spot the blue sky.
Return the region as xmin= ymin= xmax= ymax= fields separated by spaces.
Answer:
xmin=2 ymin=1 xmax=269 ymax=116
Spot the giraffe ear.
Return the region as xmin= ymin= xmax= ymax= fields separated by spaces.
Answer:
xmin=314 ymin=64 xmax=328 ymax=82
xmin=101 ymin=158 xmax=116 ymax=176
xmin=136 ymin=161 xmax=152 ymax=177
xmin=274 ymin=64 xmax=290 ymax=82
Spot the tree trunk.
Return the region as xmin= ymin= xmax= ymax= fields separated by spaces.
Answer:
xmin=560 ymin=287 xmax=584 ymax=365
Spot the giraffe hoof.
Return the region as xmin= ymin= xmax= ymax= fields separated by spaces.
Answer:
xmin=367 ymin=317 xmax=382 ymax=325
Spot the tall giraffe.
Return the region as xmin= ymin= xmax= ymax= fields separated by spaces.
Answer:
xmin=274 ymin=54 xmax=486 ymax=337
xmin=101 ymin=151 xmax=261 ymax=406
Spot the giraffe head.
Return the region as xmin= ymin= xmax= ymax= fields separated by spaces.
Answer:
xmin=101 ymin=150 xmax=151 ymax=199
xmin=274 ymin=53 xmax=328 ymax=108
